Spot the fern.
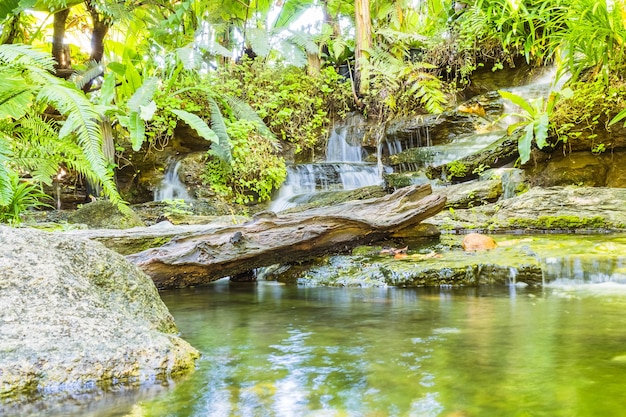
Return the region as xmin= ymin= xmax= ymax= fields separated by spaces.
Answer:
xmin=207 ymin=98 xmax=233 ymax=165
xmin=224 ymin=94 xmax=279 ymax=147
xmin=0 ymin=132 xmax=14 ymax=206
xmin=0 ymin=43 xmax=55 ymax=71
xmin=71 ymin=61 xmax=104 ymax=91
xmin=36 ymin=80 xmax=123 ymax=206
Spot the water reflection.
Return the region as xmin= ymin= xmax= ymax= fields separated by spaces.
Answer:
xmin=18 ymin=282 xmax=626 ymax=416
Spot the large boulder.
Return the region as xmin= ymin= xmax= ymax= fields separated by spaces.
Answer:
xmin=0 ymin=226 xmax=199 ymax=405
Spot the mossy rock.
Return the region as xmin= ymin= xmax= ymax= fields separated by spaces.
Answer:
xmin=68 ymin=201 xmax=145 ymax=229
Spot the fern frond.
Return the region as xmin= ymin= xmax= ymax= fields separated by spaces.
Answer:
xmin=247 ymin=28 xmax=271 ymax=57
xmin=224 ymin=94 xmax=279 ymax=148
xmin=287 ymin=30 xmax=319 ymax=55
xmin=72 ymin=61 xmax=104 ymax=90
xmin=207 ymin=98 xmax=233 ymax=165
xmin=36 ymin=81 xmax=123 ymax=206
xmin=0 ymin=43 xmax=55 ymax=71
xmin=0 ymin=132 xmax=14 ymax=206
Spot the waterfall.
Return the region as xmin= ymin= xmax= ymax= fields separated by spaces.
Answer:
xmin=541 ymin=256 xmax=626 ymax=286
xmin=271 ymin=125 xmax=385 ymax=212
xmin=154 ymin=160 xmax=191 ymax=201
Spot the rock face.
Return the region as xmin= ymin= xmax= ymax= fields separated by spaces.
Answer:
xmin=0 ymin=226 xmax=199 ymax=405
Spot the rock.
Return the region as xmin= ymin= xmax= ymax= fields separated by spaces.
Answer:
xmin=67 ymin=200 xmax=145 ymax=229
xmin=0 ymin=226 xmax=199 ymax=405
xmin=437 ymin=179 xmax=503 ymax=209
xmin=461 ymin=233 xmax=497 ymax=251
xmin=430 ymin=186 xmax=626 ymax=232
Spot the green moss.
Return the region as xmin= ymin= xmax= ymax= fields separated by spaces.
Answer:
xmin=507 ymin=215 xmax=609 ymax=230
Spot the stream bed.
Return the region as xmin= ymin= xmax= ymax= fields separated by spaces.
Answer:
xmin=31 ymin=274 xmax=626 ymax=416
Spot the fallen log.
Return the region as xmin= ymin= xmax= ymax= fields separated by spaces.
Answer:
xmin=127 ymin=184 xmax=446 ymax=288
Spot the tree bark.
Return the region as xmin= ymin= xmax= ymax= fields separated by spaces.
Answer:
xmin=52 ymin=8 xmax=71 ymax=74
xmin=354 ymin=0 xmax=372 ymax=95
xmin=127 ymin=184 xmax=446 ymax=288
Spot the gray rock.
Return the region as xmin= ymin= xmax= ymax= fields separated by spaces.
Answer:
xmin=0 ymin=226 xmax=199 ymax=405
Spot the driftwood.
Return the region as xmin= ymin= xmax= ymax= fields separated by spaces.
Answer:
xmin=426 ymin=130 xmax=522 ymax=183
xmin=127 ymin=184 xmax=446 ymax=288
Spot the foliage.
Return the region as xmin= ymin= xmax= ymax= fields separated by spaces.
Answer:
xmin=364 ymin=44 xmax=447 ymax=118
xmin=0 ymin=43 xmax=125 ymax=219
xmin=499 ymin=87 xmax=573 ymax=164
xmin=0 ymin=172 xmax=51 ymax=225
xmin=552 ymin=75 xmax=626 ymax=150
xmin=216 ymin=60 xmax=352 ymax=154
xmin=203 ymin=119 xmax=286 ymax=204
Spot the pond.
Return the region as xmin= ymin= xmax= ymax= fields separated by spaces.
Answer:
xmin=30 ymin=278 xmax=626 ymax=417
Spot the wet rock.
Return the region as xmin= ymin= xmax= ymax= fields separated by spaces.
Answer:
xmin=67 ymin=200 xmax=145 ymax=229
xmin=436 ymin=179 xmax=503 ymax=209
xmin=0 ymin=226 xmax=199 ymax=405
xmin=430 ymin=186 xmax=626 ymax=232
xmin=462 ymin=233 xmax=498 ymax=251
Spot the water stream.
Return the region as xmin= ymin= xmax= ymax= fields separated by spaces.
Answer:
xmin=270 ymin=125 xmax=384 ymax=212
xmin=154 ymin=160 xmax=191 ymax=201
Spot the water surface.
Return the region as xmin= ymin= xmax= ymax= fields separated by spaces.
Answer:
xmin=22 ymin=281 xmax=626 ymax=416
xmin=150 ymin=282 xmax=626 ymax=416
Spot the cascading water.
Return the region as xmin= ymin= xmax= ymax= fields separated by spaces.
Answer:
xmin=270 ymin=124 xmax=385 ymax=212
xmin=154 ymin=160 xmax=191 ymax=201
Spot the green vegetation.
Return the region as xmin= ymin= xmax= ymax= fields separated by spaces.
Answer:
xmin=2 ymin=0 xmax=626 ymax=224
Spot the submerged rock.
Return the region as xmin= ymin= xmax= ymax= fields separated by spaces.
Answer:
xmin=462 ymin=233 xmax=498 ymax=251
xmin=0 ymin=226 xmax=199 ymax=406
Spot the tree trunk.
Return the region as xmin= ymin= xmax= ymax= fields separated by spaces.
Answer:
xmin=127 ymin=184 xmax=446 ymax=288
xmin=52 ymin=8 xmax=71 ymax=75
xmin=354 ymin=0 xmax=372 ymax=95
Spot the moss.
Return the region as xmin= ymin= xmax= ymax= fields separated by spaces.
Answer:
xmin=507 ymin=215 xmax=609 ymax=230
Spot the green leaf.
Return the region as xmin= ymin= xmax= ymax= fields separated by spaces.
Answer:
xmin=0 ymin=133 xmax=15 ymax=206
xmin=128 ymin=112 xmax=145 ymax=152
xmin=609 ymin=109 xmax=626 ymax=127
xmin=98 ymin=72 xmax=117 ymax=106
xmin=170 ymin=109 xmax=220 ymax=144
xmin=0 ymin=0 xmax=20 ymax=20
xmin=128 ymin=77 xmax=158 ymax=112
xmin=534 ymin=113 xmax=549 ymax=149
xmin=498 ymin=89 xmax=536 ymax=116
xmin=518 ymin=123 xmax=534 ymax=164
xmin=207 ymin=98 xmax=232 ymax=165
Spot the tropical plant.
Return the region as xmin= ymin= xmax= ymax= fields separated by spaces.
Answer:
xmin=0 ymin=172 xmax=52 ymax=224
xmin=203 ymin=119 xmax=287 ymax=204
xmin=0 ymin=43 xmax=124 ymax=216
xmin=364 ymin=45 xmax=447 ymax=118
xmin=499 ymin=86 xmax=573 ymax=164
xmin=216 ymin=60 xmax=352 ymax=154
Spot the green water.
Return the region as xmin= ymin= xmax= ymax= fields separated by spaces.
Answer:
xmin=21 ymin=280 xmax=626 ymax=416
xmin=143 ymin=282 xmax=626 ymax=416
